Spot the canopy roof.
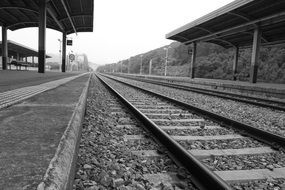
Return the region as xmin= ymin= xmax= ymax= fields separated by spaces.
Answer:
xmin=0 ymin=0 xmax=94 ymax=35
xmin=166 ymin=0 xmax=285 ymax=48
xmin=0 ymin=40 xmax=51 ymax=58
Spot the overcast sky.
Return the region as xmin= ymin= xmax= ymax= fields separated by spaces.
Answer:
xmin=1 ymin=0 xmax=234 ymax=67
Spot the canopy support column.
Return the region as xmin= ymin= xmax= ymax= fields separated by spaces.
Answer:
xmin=189 ymin=42 xmax=197 ymax=79
xmin=61 ymin=32 xmax=66 ymax=72
xmin=2 ymin=26 xmax=8 ymax=70
xmin=250 ymin=27 xmax=261 ymax=83
xmin=38 ymin=0 xmax=47 ymax=73
xmin=233 ymin=46 xmax=239 ymax=81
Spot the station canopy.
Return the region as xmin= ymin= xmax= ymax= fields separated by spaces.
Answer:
xmin=166 ymin=0 xmax=285 ymax=48
xmin=0 ymin=40 xmax=51 ymax=58
xmin=0 ymin=0 xmax=94 ymax=34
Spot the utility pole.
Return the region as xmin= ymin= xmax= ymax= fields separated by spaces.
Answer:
xmin=149 ymin=59 xmax=152 ymax=75
xmin=58 ymin=39 xmax=62 ymax=71
xmin=128 ymin=58 xmax=130 ymax=74
xmin=140 ymin=55 xmax=143 ymax=75
xmin=163 ymin=46 xmax=170 ymax=76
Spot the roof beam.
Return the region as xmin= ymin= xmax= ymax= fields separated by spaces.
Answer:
xmin=66 ymin=26 xmax=92 ymax=34
xmin=183 ymin=11 xmax=285 ymax=45
xmin=59 ymin=0 xmax=77 ymax=35
xmin=47 ymin=5 xmax=65 ymax=31
xmin=242 ymin=31 xmax=269 ymax=43
xmin=58 ymin=14 xmax=92 ymax=22
xmin=228 ymin=11 xmax=269 ymax=43
xmin=0 ymin=6 xmax=59 ymax=29
xmin=227 ymin=11 xmax=251 ymax=22
xmin=16 ymin=9 xmax=32 ymax=21
xmin=2 ymin=9 xmax=19 ymax=23
xmin=210 ymin=38 xmax=235 ymax=47
xmin=194 ymin=26 xmax=213 ymax=34
xmin=0 ymin=7 xmax=38 ymax=14
xmin=7 ymin=21 xmax=58 ymax=31
xmin=194 ymin=26 xmax=236 ymax=47
xmin=79 ymin=0 xmax=85 ymax=25
xmin=175 ymin=35 xmax=189 ymax=41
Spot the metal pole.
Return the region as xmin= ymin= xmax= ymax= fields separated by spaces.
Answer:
xmin=128 ymin=58 xmax=130 ymax=74
xmin=149 ymin=59 xmax=152 ymax=75
xmin=2 ymin=26 xmax=8 ymax=70
xmin=68 ymin=52 xmax=71 ymax=71
xmin=140 ymin=55 xmax=143 ymax=75
xmin=190 ymin=42 xmax=197 ymax=79
xmin=233 ymin=46 xmax=239 ymax=81
xmin=250 ymin=27 xmax=261 ymax=83
xmin=62 ymin=32 xmax=67 ymax=72
xmin=58 ymin=39 xmax=61 ymax=71
xmin=164 ymin=48 xmax=168 ymax=76
xmin=38 ymin=0 xmax=47 ymax=73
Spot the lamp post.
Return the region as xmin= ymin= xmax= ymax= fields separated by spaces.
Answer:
xmin=163 ymin=47 xmax=170 ymax=76
xmin=140 ymin=54 xmax=143 ymax=75
xmin=149 ymin=59 xmax=152 ymax=75
xmin=128 ymin=58 xmax=130 ymax=74
xmin=58 ymin=39 xmax=62 ymax=70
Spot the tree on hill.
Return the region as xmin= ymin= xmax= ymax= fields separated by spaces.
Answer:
xmin=97 ymin=43 xmax=285 ymax=83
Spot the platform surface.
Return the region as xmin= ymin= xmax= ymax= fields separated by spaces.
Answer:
xmin=0 ymin=70 xmax=83 ymax=93
xmin=0 ymin=72 xmax=89 ymax=189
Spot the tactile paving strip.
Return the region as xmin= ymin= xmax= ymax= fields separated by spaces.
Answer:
xmin=0 ymin=73 xmax=86 ymax=110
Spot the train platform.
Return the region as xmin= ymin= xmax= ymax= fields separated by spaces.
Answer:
xmin=116 ymin=73 xmax=285 ymax=99
xmin=0 ymin=71 xmax=90 ymax=189
xmin=0 ymin=70 xmax=83 ymax=93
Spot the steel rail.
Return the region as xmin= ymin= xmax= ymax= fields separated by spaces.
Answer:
xmin=101 ymin=74 xmax=285 ymax=149
xmin=97 ymin=74 xmax=232 ymax=190
xmin=110 ymin=74 xmax=285 ymax=112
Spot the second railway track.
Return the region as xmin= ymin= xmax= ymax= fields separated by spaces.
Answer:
xmin=97 ymin=73 xmax=285 ymax=190
xmin=108 ymin=74 xmax=285 ymax=112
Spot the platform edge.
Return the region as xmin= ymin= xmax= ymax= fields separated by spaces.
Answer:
xmin=37 ymin=73 xmax=91 ymax=190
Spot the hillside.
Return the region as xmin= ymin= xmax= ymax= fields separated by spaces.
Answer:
xmin=97 ymin=42 xmax=285 ymax=83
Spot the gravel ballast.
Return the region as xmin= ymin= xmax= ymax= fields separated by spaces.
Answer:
xmin=74 ymin=75 xmax=197 ymax=190
xmin=106 ymin=75 xmax=285 ymax=137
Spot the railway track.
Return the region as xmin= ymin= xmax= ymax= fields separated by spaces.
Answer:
xmin=107 ymin=74 xmax=285 ymax=112
xmin=97 ymin=73 xmax=285 ymax=190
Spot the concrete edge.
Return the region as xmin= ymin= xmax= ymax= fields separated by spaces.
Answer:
xmin=37 ymin=73 xmax=92 ymax=190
